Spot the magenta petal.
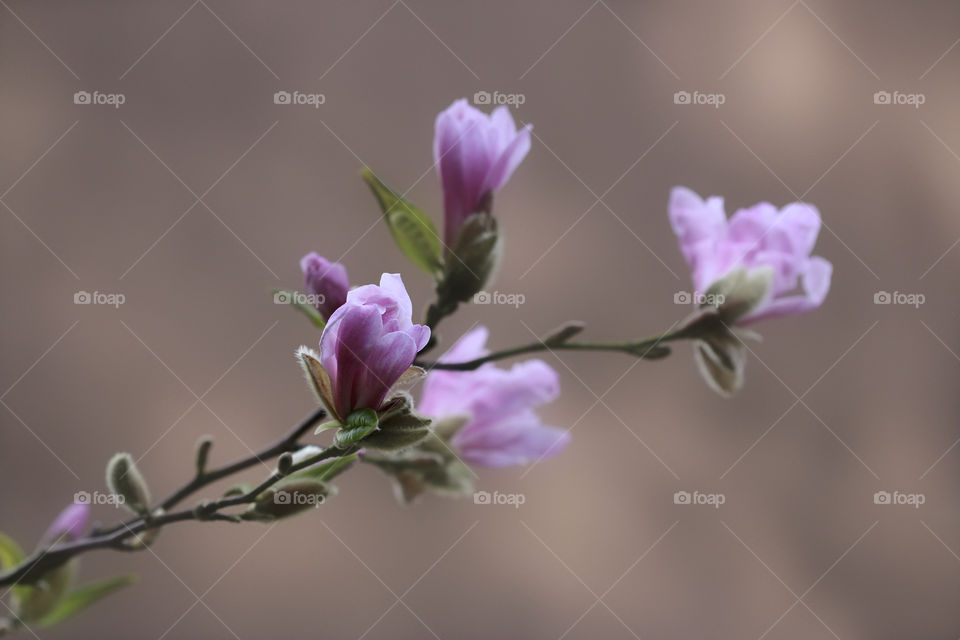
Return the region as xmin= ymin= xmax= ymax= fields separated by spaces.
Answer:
xmin=434 ymin=99 xmax=532 ymax=244
xmin=420 ymin=326 xmax=566 ymax=469
xmin=319 ymin=273 xmax=429 ymax=415
xmin=454 ymin=413 xmax=570 ymax=467
xmin=669 ymin=186 xmax=728 ymax=261
xmin=356 ymin=332 xmax=418 ymax=410
xmin=741 ymin=256 xmax=832 ymax=324
xmin=484 ymin=123 xmax=532 ymax=193
xmin=325 ymin=305 xmax=383 ymax=416
xmin=300 ymin=252 xmax=349 ymax=320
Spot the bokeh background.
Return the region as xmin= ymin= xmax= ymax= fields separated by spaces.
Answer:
xmin=2 ymin=1 xmax=960 ymax=638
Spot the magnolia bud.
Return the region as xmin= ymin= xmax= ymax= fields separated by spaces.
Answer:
xmin=194 ymin=436 xmax=214 ymax=476
xmin=541 ymin=321 xmax=585 ymax=346
xmin=105 ymin=453 xmax=151 ymax=516
xmin=276 ymin=452 xmax=294 ymax=476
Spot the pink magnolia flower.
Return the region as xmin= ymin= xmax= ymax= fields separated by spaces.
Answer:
xmin=434 ymin=99 xmax=532 ymax=244
xmin=44 ymin=503 xmax=89 ymax=543
xmin=319 ymin=273 xmax=430 ymax=418
xmin=419 ymin=327 xmax=569 ymax=468
xmin=669 ymin=186 xmax=832 ymax=324
xmin=300 ymin=252 xmax=349 ymax=321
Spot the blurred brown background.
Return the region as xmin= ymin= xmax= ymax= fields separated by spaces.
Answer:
xmin=2 ymin=1 xmax=960 ymax=638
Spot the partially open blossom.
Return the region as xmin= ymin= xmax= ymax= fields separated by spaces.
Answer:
xmin=300 ymin=252 xmax=349 ymax=321
xmin=419 ymin=327 xmax=569 ymax=468
xmin=319 ymin=273 xmax=430 ymax=418
xmin=434 ymin=99 xmax=532 ymax=244
xmin=44 ymin=503 xmax=90 ymax=543
xmin=669 ymin=186 xmax=832 ymax=325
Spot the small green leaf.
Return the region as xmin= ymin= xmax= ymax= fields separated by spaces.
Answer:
xmin=334 ymin=409 xmax=379 ymax=448
xmin=362 ymin=168 xmax=443 ymax=276
xmin=274 ymin=289 xmax=326 ymax=329
xmin=314 ymin=419 xmax=341 ymax=435
xmin=290 ymin=453 xmax=359 ymax=483
xmin=36 ymin=575 xmax=137 ymax=628
xmin=0 ymin=533 xmax=24 ymax=570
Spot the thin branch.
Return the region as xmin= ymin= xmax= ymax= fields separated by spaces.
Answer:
xmin=416 ymin=330 xmax=684 ymax=371
xmin=0 ymin=407 xmax=334 ymax=588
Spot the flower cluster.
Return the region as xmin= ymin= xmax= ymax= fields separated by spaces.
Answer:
xmin=286 ymin=100 xmax=833 ymax=495
xmin=0 ymin=98 xmax=834 ymax=635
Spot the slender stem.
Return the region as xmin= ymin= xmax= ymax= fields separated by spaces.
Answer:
xmin=416 ymin=329 xmax=687 ymax=371
xmin=0 ymin=407 xmax=335 ymax=588
xmin=419 ymin=300 xmax=457 ymax=355
xmin=93 ymin=407 xmax=325 ymax=538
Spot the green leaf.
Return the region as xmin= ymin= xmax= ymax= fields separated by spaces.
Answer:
xmin=274 ymin=289 xmax=326 ymax=329
xmin=0 ymin=533 xmax=24 ymax=570
xmin=334 ymin=408 xmax=379 ymax=448
xmin=313 ymin=419 xmax=341 ymax=435
xmin=362 ymin=168 xmax=443 ymax=276
xmin=290 ymin=453 xmax=359 ymax=483
xmin=35 ymin=575 xmax=137 ymax=628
